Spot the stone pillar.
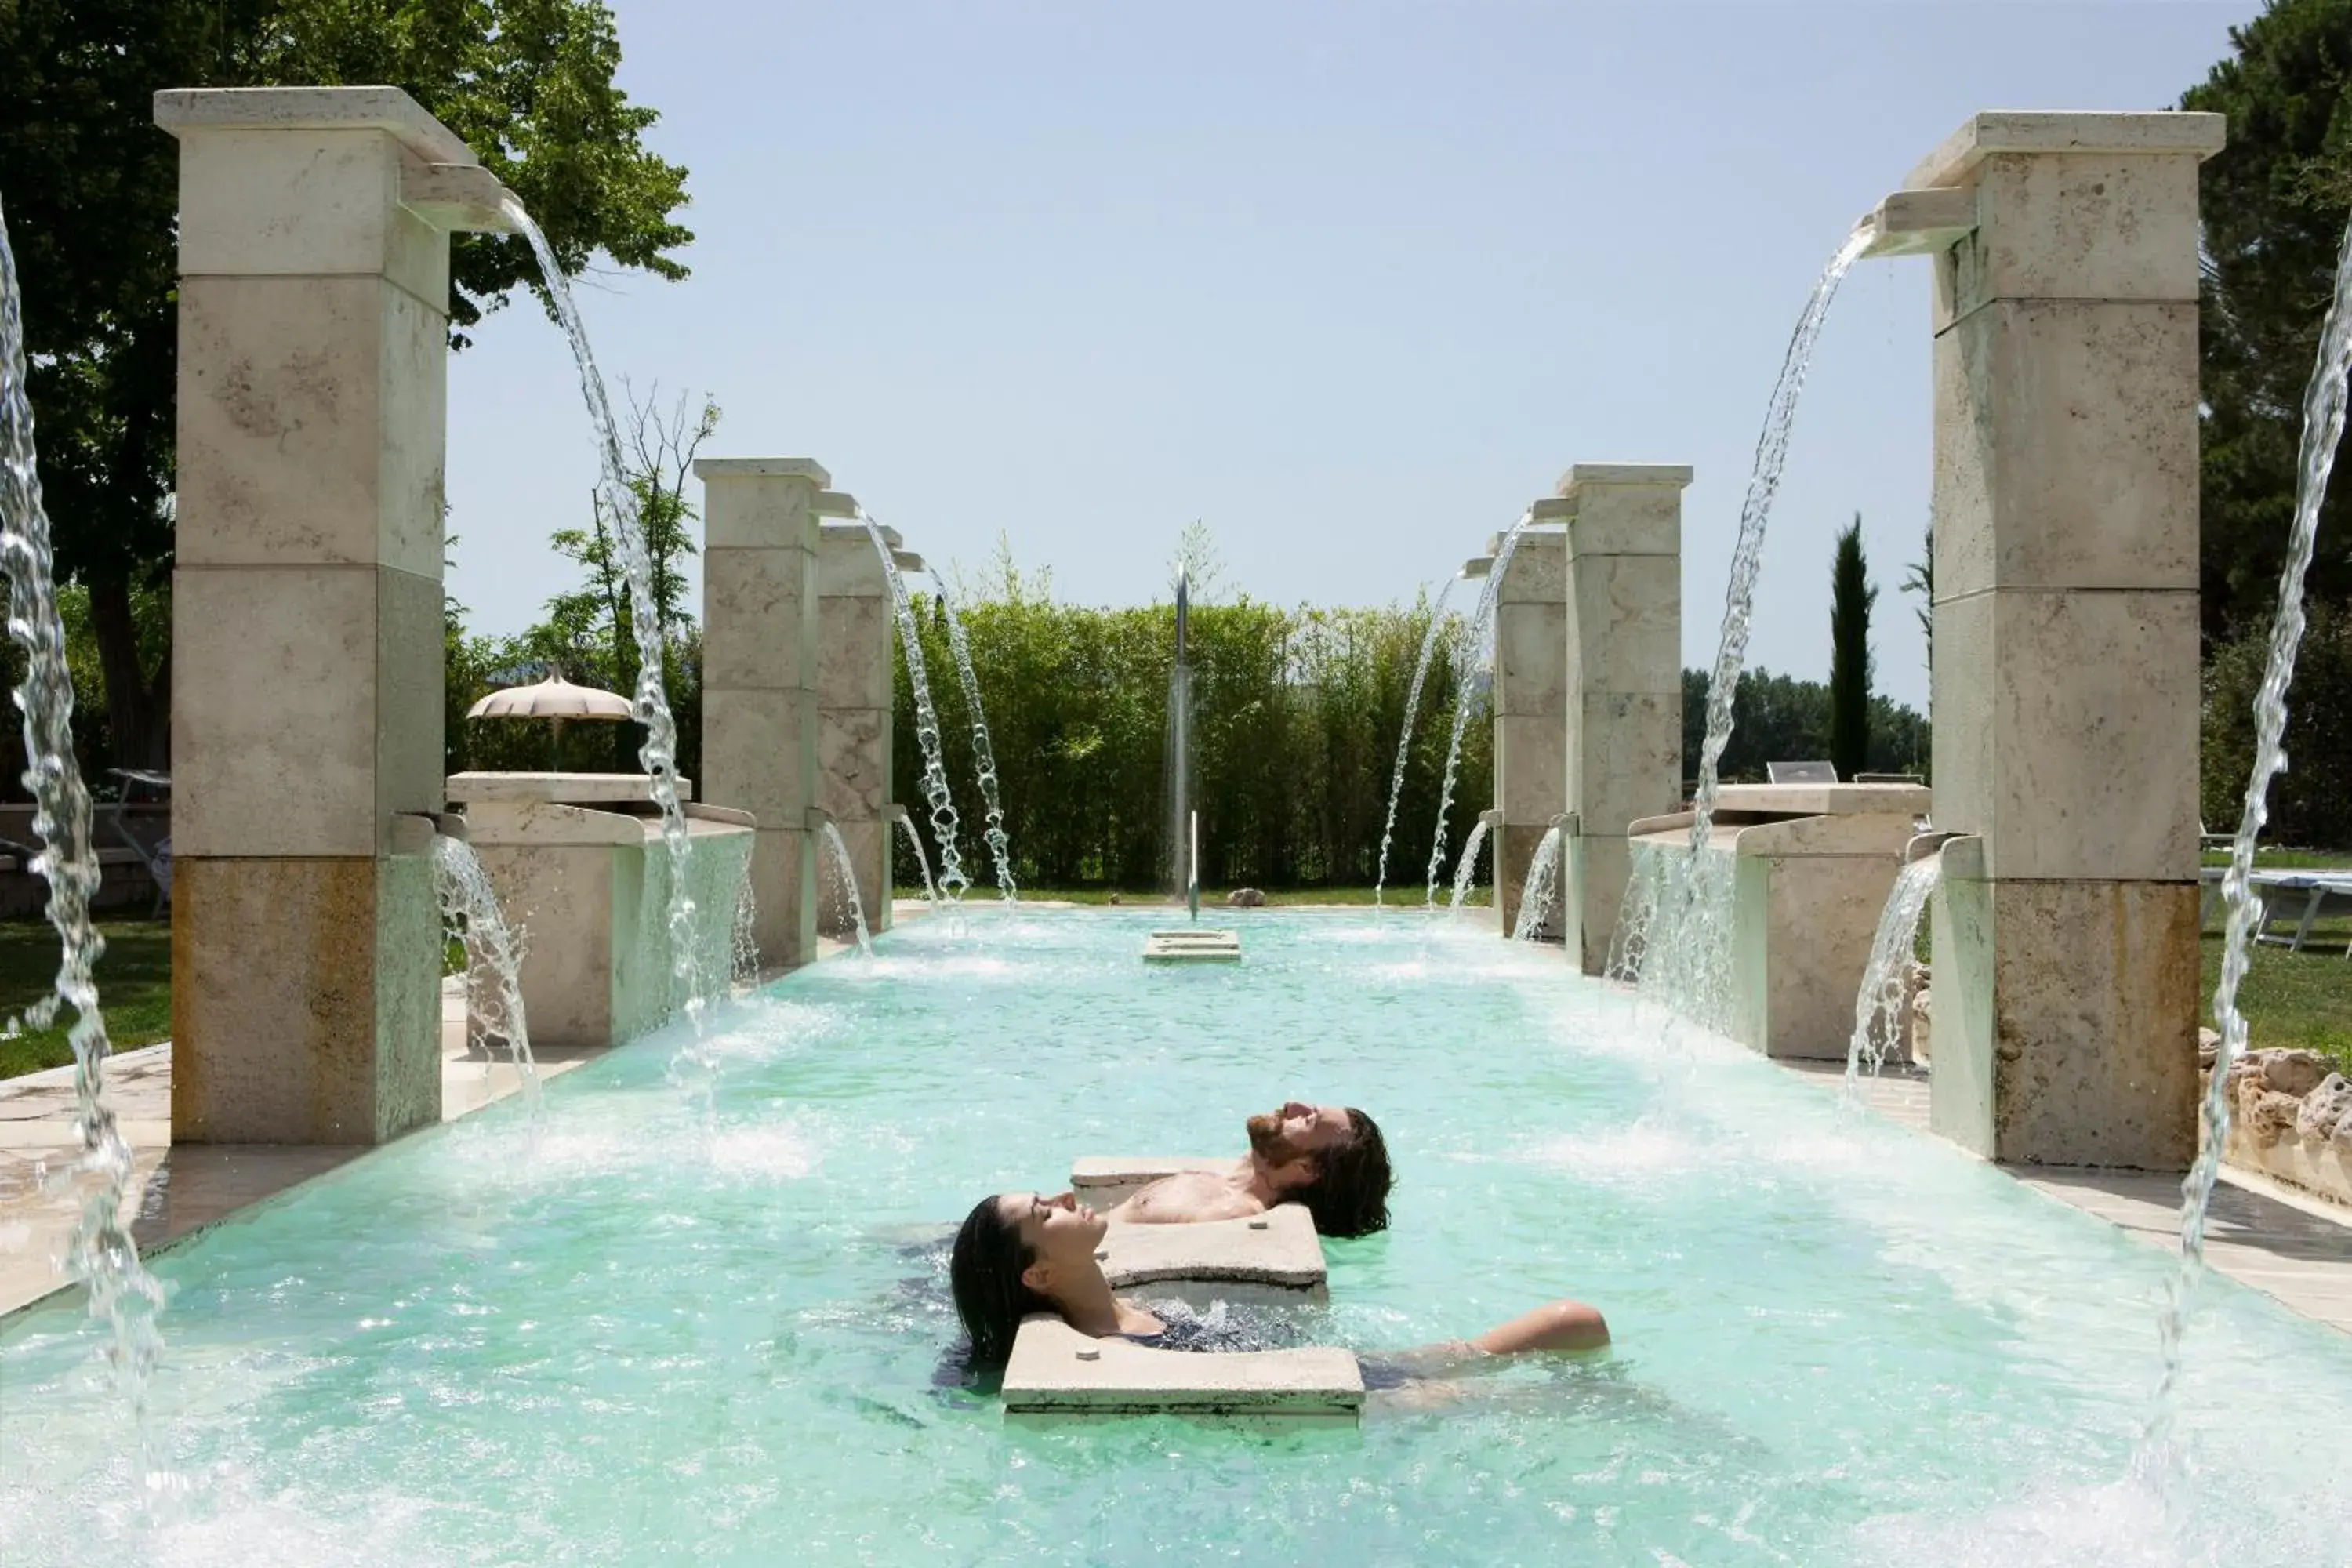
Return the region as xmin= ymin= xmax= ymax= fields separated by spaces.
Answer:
xmin=1491 ymin=522 xmax=1566 ymax=936
xmin=155 ymin=87 xmax=516 ymax=1143
xmin=816 ymin=503 xmax=898 ymax=935
xmin=695 ymin=458 xmax=826 ymax=971
xmin=1858 ymin=112 xmax=2223 ymax=1168
xmin=1557 ymin=465 xmax=1690 ymax=975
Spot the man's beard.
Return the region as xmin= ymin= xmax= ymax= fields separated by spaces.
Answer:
xmin=1246 ymin=1112 xmax=1298 ymax=1163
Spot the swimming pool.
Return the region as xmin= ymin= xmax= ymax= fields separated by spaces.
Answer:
xmin=5 ymin=910 xmax=2350 ymax=1564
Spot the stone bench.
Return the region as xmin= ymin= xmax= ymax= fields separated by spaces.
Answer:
xmin=1096 ymin=1206 xmax=1327 ymax=1308
xmin=1070 ymin=1155 xmax=1227 ymax=1209
xmin=1001 ymin=1316 xmax=1363 ymax=1422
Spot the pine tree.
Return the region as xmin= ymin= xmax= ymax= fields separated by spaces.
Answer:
xmin=1828 ymin=515 xmax=1876 ymax=782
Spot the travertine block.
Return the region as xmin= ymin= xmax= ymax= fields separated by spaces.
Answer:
xmin=1931 ymin=587 xmax=2198 ymax=882
xmin=1495 ymin=715 xmax=1566 ymax=823
xmin=817 ymin=706 xmax=892 ymax=821
xmin=1564 ymin=554 xmax=1680 ymax=698
xmin=1495 ymin=602 xmax=1568 ymax=717
xmin=695 ymin=458 xmax=828 ymax=549
xmin=746 ymin=826 xmax=818 ymax=970
xmin=817 ymin=521 xmax=891 ymax=597
xmin=1494 ymin=528 xmax=1565 ymax=603
xmin=170 ymin=127 xmax=450 ymax=302
xmin=1002 ymin=1317 xmax=1362 ymax=1421
xmin=818 ymin=593 xmax=895 ymax=710
xmin=1569 ymin=692 xmax=1682 ymax=837
xmin=1564 ymin=830 xmax=1632 ymax=975
xmin=1098 ymin=1207 xmax=1326 ymax=1300
xmin=172 ymin=853 xmax=441 ymax=1143
xmin=1730 ymin=844 xmax=1909 ymax=1060
xmin=703 ymin=688 xmax=820 ymax=822
xmin=173 ymin=563 xmax=443 ymax=858
xmin=1558 ymin=465 xmax=1690 ymax=557
xmin=176 ymin=275 xmax=446 ymax=577
xmin=703 ymin=546 xmax=820 ymax=691
xmin=1929 ymin=871 xmax=2199 ymax=1169
xmin=1933 ymin=152 xmax=2207 ymax=329
xmin=1931 ymin=300 xmax=2198 ymax=596
xmin=817 ymin=815 xmax=891 ymax=938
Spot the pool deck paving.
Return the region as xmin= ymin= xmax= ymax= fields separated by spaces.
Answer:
xmin=1788 ymin=1059 xmax=2352 ymax=1336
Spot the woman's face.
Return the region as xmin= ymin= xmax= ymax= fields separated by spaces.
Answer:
xmin=998 ymin=1190 xmax=1105 ymax=1284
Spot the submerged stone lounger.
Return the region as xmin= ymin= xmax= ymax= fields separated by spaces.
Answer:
xmin=1001 ymin=1316 xmax=1363 ymax=1421
xmin=1070 ymin=1155 xmax=1228 ymax=1208
xmin=1142 ymin=928 xmax=1242 ymax=963
xmin=1096 ymin=1206 xmax=1327 ymax=1307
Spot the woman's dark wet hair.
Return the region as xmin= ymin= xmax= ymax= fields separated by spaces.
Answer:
xmin=949 ymin=1194 xmax=1054 ymax=1368
xmin=1296 ymin=1109 xmax=1394 ymax=1238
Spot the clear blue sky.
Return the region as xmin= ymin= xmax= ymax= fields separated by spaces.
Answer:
xmin=445 ymin=0 xmax=2250 ymax=712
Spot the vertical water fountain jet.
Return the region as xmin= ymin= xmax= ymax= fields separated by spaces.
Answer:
xmin=860 ymin=512 xmax=967 ymax=902
xmin=730 ymin=862 xmax=760 ymax=986
xmin=1371 ymin=578 xmax=1455 ymax=906
xmin=155 ymin=88 xmax=516 ymax=1143
xmin=1490 ymin=510 xmax=1567 ymax=937
xmin=814 ymin=494 xmax=902 ymax=932
xmin=0 ymin=190 xmax=165 ymax=1433
xmin=934 ymin=588 xmax=1019 ymax=902
xmin=1425 ymin=512 xmax=1534 ymax=907
xmin=1856 ymin=111 xmax=2223 ymax=1168
xmin=1558 ymin=466 xmax=1690 ymax=975
xmin=695 ymin=457 xmax=826 ymax=971
xmin=1167 ymin=568 xmax=1193 ymax=902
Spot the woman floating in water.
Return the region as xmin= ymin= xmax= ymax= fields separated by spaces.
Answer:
xmin=949 ymin=1190 xmax=1608 ymax=1384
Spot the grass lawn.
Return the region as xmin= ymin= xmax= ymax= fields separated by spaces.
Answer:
xmin=897 ymin=884 xmax=1491 ymax=907
xmin=0 ymin=918 xmax=173 ymax=1080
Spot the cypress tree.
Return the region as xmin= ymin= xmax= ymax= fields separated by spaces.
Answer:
xmin=1828 ymin=515 xmax=1876 ymax=781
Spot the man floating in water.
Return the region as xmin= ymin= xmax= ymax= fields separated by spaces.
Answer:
xmin=1107 ymin=1101 xmax=1393 ymax=1237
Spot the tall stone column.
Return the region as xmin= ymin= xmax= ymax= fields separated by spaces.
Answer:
xmin=1491 ymin=521 xmax=1566 ymax=936
xmin=155 ymin=88 xmax=515 ymax=1143
xmin=1558 ymin=465 xmax=1690 ymax=974
xmin=695 ymin=458 xmax=826 ymax=971
xmin=815 ymin=503 xmax=898 ymax=935
xmin=1859 ymin=112 xmax=2223 ymax=1168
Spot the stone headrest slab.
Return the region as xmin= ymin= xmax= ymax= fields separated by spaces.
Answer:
xmin=1096 ymin=1206 xmax=1326 ymax=1291
xmin=1001 ymin=1316 xmax=1363 ymax=1420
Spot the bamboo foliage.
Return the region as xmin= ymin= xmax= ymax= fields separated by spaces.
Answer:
xmin=890 ymin=586 xmax=1488 ymax=891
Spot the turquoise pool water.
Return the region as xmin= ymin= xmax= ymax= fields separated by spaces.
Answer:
xmin=6 ymin=910 xmax=2352 ymax=1564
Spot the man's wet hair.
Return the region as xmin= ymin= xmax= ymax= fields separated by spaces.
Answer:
xmin=1294 ymin=1108 xmax=1392 ymax=1238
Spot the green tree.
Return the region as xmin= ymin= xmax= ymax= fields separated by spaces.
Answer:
xmin=2183 ymin=0 xmax=2352 ymax=644
xmin=1828 ymin=514 xmax=1875 ymax=781
xmin=0 ymin=0 xmax=691 ymax=774
xmin=1902 ymin=523 xmax=1933 ymax=681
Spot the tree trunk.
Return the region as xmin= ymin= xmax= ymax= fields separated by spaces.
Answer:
xmin=87 ymin=572 xmax=169 ymax=772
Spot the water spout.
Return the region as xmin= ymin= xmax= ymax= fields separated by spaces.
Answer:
xmin=2147 ymin=185 xmax=2352 ymax=1461
xmin=430 ymin=835 xmax=539 ymax=1103
xmin=858 ymin=513 xmax=967 ymax=903
xmin=1841 ymin=854 xmax=1941 ymax=1091
xmin=818 ymin=818 xmax=873 ymax=958
xmin=0 ymin=189 xmax=165 ymax=1447
xmin=1168 ymin=568 xmax=1194 ymax=903
xmin=894 ymin=809 xmax=940 ymax=910
xmin=1425 ymin=513 xmax=1534 ymax=907
xmin=931 ymin=587 xmax=1019 ymax=902
xmin=1446 ymin=817 xmax=1492 ymax=914
xmin=1372 ymin=578 xmax=1457 ymax=906
xmin=1512 ymin=822 xmax=1566 ymax=942
xmin=729 ymin=862 xmax=760 ymax=987
xmin=503 ymin=198 xmax=711 ymax=1077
